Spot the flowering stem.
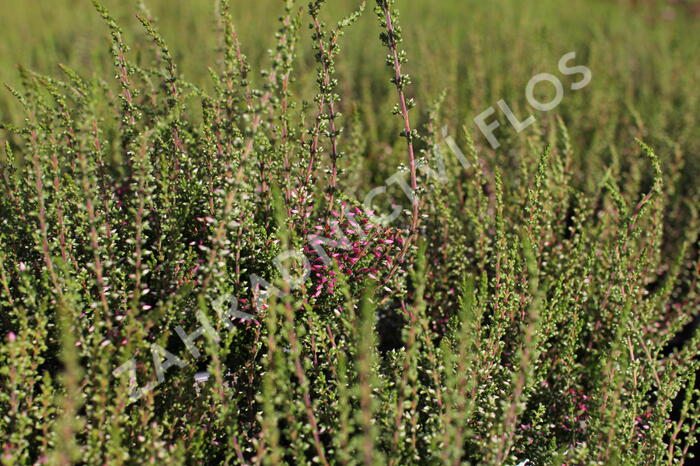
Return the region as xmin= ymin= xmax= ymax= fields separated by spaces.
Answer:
xmin=377 ymin=0 xmax=419 ymax=278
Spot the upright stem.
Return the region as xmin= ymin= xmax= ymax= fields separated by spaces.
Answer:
xmin=379 ymin=1 xmax=419 ymax=278
xmin=312 ymin=17 xmax=342 ymax=214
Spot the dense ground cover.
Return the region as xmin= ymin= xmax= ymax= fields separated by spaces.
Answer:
xmin=1 ymin=0 xmax=699 ymax=464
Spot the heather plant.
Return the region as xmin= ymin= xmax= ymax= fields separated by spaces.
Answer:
xmin=1 ymin=0 xmax=700 ymax=465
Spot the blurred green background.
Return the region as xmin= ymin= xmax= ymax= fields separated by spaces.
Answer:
xmin=1 ymin=0 xmax=699 ymax=193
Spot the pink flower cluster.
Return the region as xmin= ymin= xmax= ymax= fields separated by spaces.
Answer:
xmin=560 ymin=388 xmax=592 ymax=434
xmin=304 ymin=205 xmax=405 ymax=300
xmin=633 ymin=409 xmax=653 ymax=439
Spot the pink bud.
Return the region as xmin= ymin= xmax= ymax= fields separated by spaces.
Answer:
xmin=7 ymin=332 xmax=16 ymax=342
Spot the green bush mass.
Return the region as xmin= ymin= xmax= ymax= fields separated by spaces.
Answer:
xmin=1 ymin=0 xmax=699 ymax=464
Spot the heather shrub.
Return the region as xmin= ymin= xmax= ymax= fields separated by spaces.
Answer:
xmin=1 ymin=0 xmax=699 ymax=465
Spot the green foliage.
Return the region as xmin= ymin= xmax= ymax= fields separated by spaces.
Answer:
xmin=1 ymin=0 xmax=700 ymax=465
